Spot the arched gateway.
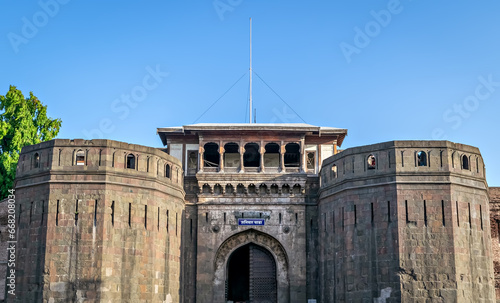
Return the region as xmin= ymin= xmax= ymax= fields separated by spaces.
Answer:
xmin=213 ymin=229 xmax=290 ymax=302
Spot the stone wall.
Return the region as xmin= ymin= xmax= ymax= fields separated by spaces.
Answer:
xmin=188 ymin=172 xmax=311 ymax=303
xmin=9 ymin=139 xmax=185 ymax=303
xmin=319 ymin=141 xmax=495 ymax=302
xmin=489 ymin=187 xmax=500 ymax=300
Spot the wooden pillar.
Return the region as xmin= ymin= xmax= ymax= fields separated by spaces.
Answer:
xmin=280 ymin=143 xmax=286 ymax=173
xmin=240 ymin=145 xmax=245 ymax=173
xmin=300 ymin=138 xmax=306 ymax=173
xmin=219 ymin=146 xmax=225 ymax=172
xmin=259 ymin=145 xmax=265 ymax=173
xmin=199 ymin=146 xmax=205 ymax=172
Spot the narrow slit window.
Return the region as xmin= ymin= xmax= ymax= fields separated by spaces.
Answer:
xmin=30 ymin=202 xmax=33 ymax=225
xmin=295 ymin=213 xmax=298 ymax=224
xmin=56 ymin=200 xmax=59 ymax=226
xmin=456 ymin=201 xmax=460 ymax=227
xmin=405 ymin=200 xmax=409 ymax=224
xmin=94 ymin=200 xmax=97 ymax=227
xmin=342 ymin=207 xmax=344 ymax=231
xmin=75 ymin=200 xmax=79 ymax=226
xmin=441 ymin=200 xmax=445 ymax=226
xmin=387 ymin=201 xmax=391 ymax=222
xmin=224 ymin=212 xmax=226 ymax=224
xmin=480 ymin=205 xmax=483 ymax=230
xmin=144 ymin=205 xmax=147 ymax=230
xmin=128 ymin=203 xmax=131 ymax=227
xmin=111 ymin=201 xmax=115 ymax=226
xmin=423 ymin=200 xmax=427 ymax=226
xmin=332 ymin=211 xmax=335 ymax=233
xmin=190 ymin=219 xmax=193 ymax=237
xmin=166 ymin=210 xmax=169 ymax=231
xmin=158 ymin=207 xmax=160 ymax=231
xmin=279 ymin=213 xmax=282 ymax=224
xmin=468 ymin=203 xmax=472 ymax=228
xmin=324 ymin=213 xmax=326 ymax=231
xmin=175 ymin=213 xmax=178 ymax=236
xmin=371 ymin=203 xmax=374 ymax=223
xmin=41 ymin=200 xmax=45 ymax=226
xmin=354 ymin=205 xmax=357 ymax=226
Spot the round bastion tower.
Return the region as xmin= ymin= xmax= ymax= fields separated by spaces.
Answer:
xmin=12 ymin=139 xmax=185 ymax=303
xmin=318 ymin=140 xmax=495 ymax=302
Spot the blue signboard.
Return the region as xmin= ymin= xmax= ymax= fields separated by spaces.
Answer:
xmin=238 ymin=218 xmax=265 ymax=226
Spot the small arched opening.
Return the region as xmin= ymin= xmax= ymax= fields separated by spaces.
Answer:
xmin=76 ymin=150 xmax=85 ymax=166
xmin=462 ymin=155 xmax=469 ymax=170
xmin=417 ymin=151 xmax=427 ymax=167
xmin=126 ymin=154 xmax=135 ymax=169
xmin=33 ymin=153 xmax=40 ymax=168
xmin=367 ymin=154 xmax=376 ymax=170
xmin=270 ymin=184 xmax=279 ymax=194
xmin=165 ymin=164 xmax=171 ymax=178
xmin=331 ymin=164 xmax=337 ymax=179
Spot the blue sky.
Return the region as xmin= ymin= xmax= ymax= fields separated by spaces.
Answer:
xmin=1 ymin=1 xmax=499 ymax=185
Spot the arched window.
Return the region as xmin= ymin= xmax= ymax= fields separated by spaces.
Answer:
xmin=367 ymin=154 xmax=376 ymax=169
xmin=126 ymin=154 xmax=135 ymax=169
xmin=76 ymin=150 xmax=85 ymax=166
xmin=244 ymin=143 xmax=260 ymax=167
xmin=223 ymin=142 xmax=239 ymax=168
xmin=462 ymin=155 xmax=469 ymax=170
xmin=165 ymin=164 xmax=171 ymax=178
xmin=284 ymin=143 xmax=300 ymax=167
xmin=204 ymin=143 xmax=220 ymax=168
xmin=417 ymin=151 xmax=427 ymax=167
xmin=34 ymin=153 xmax=40 ymax=168
xmin=264 ymin=143 xmax=280 ymax=168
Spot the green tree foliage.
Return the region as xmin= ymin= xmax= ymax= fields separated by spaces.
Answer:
xmin=0 ymin=86 xmax=62 ymax=199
